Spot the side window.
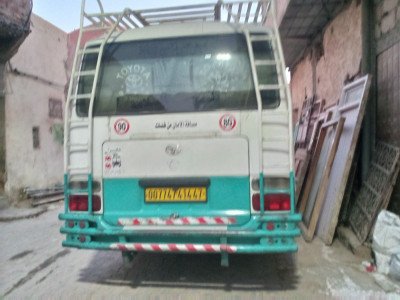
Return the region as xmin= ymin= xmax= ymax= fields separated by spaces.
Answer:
xmin=32 ymin=127 xmax=40 ymax=149
xmin=76 ymin=52 xmax=98 ymax=117
xmin=252 ymin=37 xmax=280 ymax=109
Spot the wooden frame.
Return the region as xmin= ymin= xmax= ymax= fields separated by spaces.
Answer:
xmin=300 ymin=117 xmax=346 ymax=242
xmin=315 ymin=75 xmax=372 ymax=245
xmin=297 ymin=110 xmax=334 ymax=215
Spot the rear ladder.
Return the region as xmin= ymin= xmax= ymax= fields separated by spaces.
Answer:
xmin=63 ymin=2 xmax=133 ymax=213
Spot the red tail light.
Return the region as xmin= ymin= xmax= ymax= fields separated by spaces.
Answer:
xmin=69 ymin=195 xmax=101 ymax=211
xmin=252 ymin=193 xmax=291 ymax=211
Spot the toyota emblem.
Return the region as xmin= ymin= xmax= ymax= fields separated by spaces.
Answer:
xmin=165 ymin=144 xmax=181 ymax=156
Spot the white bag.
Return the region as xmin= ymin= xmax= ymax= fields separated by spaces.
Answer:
xmin=372 ymin=210 xmax=400 ymax=276
xmin=389 ymin=253 xmax=400 ymax=281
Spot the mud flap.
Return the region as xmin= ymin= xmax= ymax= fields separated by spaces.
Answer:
xmin=220 ymin=237 xmax=229 ymax=267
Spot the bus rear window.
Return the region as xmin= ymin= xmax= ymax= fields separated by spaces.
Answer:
xmin=77 ymin=34 xmax=280 ymax=116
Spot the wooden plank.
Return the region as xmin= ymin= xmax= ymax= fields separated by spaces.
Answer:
xmin=295 ymin=97 xmax=315 ymax=150
xmin=297 ymin=111 xmax=333 ymax=215
xmin=302 ymin=117 xmax=345 ymax=242
xmin=307 ymin=115 xmax=325 ymax=152
xmin=339 ymin=144 xmax=360 ymax=224
xmin=306 ymin=99 xmax=325 ymax=149
xmin=295 ymin=148 xmax=310 ymax=200
xmin=315 ymin=75 xmax=371 ymax=245
xmin=297 ymin=126 xmax=327 ymax=215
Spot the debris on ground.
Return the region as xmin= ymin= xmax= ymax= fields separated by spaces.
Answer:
xmin=24 ymin=184 xmax=64 ymax=206
xmin=372 ymin=210 xmax=400 ymax=281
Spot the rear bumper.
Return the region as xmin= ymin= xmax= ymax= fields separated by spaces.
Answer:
xmin=59 ymin=213 xmax=301 ymax=253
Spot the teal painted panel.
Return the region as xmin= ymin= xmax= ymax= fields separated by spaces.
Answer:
xmin=103 ymin=177 xmax=250 ymax=225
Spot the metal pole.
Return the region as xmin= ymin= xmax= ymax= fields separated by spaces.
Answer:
xmin=361 ymin=0 xmax=375 ymax=181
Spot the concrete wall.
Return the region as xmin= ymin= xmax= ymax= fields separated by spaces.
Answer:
xmin=0 ymin=0 xmax=31 ymax=26
xmin=4 ymin=14 xmax=67 ymax=195
xmin=290 ymin=0 xmax=362 ymax=115
xmin=0 ymin=0 xmax=31 ymax=63
xmin=0 ymin=0 xmax=32 ymax=191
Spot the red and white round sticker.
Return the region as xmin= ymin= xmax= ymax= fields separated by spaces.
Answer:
xmin=219 ymin=114 xmax=237 ymax=131
xmin=114 ymin=118 xmax=130 ymax=135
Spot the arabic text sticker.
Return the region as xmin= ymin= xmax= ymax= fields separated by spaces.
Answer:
xmin=114 ymin=118 xmax=130 ymax=135
xmin=219 ymin=114 xmax=237 ymax=131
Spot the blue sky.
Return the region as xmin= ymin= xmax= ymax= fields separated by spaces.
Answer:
xmin=33 ymin=0 xmax=217 ymax=33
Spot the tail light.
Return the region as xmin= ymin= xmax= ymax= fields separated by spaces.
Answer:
xmin=252 ymin=193 xmax=291 ymax=211
xmin=69 ymin=195 xmax=101 ymax=212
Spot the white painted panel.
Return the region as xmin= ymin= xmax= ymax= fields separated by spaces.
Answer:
xmin=108 ymin=111 xmax=240 ymax=140
xmin=103 ymin=137 xmax=249 ymax=178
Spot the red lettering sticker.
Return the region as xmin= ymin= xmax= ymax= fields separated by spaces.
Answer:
xmin=219 ymin=114 xmax=237 ymax=131
xmin=114 ymin=118 xmax=130 ymax=135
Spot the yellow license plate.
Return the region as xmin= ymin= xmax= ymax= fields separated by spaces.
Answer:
xmin=145 ymin=187 xmax=207 ymax=202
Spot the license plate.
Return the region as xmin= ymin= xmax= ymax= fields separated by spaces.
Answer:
xmin=145 ymin=187 xmax=207 ymax=202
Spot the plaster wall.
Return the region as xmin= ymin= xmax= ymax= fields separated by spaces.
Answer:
xmin=290 ymin=0 xmax=362 ymax=109
xmin=4 ymin=14 xmax=67 ymax=194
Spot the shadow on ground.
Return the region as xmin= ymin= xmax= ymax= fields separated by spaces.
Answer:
xmin=78 ymin=251 xmax=299 ymax=291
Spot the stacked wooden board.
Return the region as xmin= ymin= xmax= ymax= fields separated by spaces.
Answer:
xmin=295 ymin=75 xmax=372 ymax=244
xmin=294 ymin=98 xmax=326 ymax=199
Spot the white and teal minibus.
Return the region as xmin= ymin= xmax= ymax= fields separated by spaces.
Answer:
xmin=59 ymin=0 xmax=301 ymax=266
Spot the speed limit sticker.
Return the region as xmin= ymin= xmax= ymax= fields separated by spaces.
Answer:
xmin=114 ymin=118 xmax=130 ymax=135
xmin=219 ymin=114 xmax=237 ymax=131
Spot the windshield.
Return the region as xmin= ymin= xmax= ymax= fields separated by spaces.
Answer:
xmin=77 ymin=33 xmax=279 ymax=116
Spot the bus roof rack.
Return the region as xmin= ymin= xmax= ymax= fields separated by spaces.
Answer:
xmin=81 ymin=0 xmax=273 ymax=32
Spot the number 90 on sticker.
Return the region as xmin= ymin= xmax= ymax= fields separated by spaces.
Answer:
xmin=114 ymin=118 xmax=130 ymax=135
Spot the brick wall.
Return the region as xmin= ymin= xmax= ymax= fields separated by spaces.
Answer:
xmin=290 ymin=0 xmax=362 ymax=120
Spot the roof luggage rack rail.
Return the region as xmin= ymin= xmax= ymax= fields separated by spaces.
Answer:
xmin=81 ymin=0 xmax=273 ymax=34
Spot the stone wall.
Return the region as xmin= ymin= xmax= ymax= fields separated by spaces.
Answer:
xmin=4 ymin=14 xmax=67 ymax=195
xmin=290 ymin=0 xmax=362 ymax=120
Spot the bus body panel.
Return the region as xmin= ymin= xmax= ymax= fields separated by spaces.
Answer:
xmin=61 ymin=16 xmax=301 ymax=260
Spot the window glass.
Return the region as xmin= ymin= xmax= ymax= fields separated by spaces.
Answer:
xmin=76 ymin=53 xmax=97 ymax=117
xmin=76 ymin=33 xmax=281 ymax=116
xmin=252 ymin=38 xmax=280 ymax=109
